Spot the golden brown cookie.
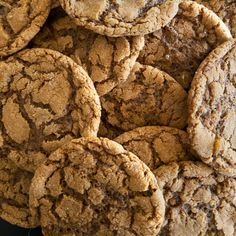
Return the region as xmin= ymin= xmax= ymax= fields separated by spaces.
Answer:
xmin=100 ymin=63 xmax=188 ymax=138
xmin=29 ymin=137 xmax=165 ymax=236
xmin=195 ymin=0 xmax=236 ymax=37
xmin=58 ymin=0 xmax=181 ymax=37
xmin=138 ymin=0 xmax=232 ymax=89
xmin=0 ymin=158 xmax=35 ymax=228
xmin=115 ymin=126 xmax=194 ymax=171
xmin=0 ymin=0 xmax=51 ymax=57
xmin=0 ymin=48 xmax=101 ymax=172
xmin=154 ymin=161 xmax=236 ymax=236
xmin=188 ymin=39 xmax=236 ymax=176
xmin=31 ymin=8 xmax=145 ymax=96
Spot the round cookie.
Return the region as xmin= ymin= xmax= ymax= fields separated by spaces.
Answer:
xmin=58 ymin=0 xmax=181 ymax=37
xmin=0 ymin=48 xmax=101 ymax=172
xmin=154 ymin=161 xmax=236 ymax=236
xmin=194 ymin=0 xmax=236 ymax=37
xmin=29 ymin=137 xmax=165 ymax=236
xmin=100 ymin=63 xmax=188 ymax=138
xmin=31 ymin=8 xmax=145 ymax=96
xmin=0 ymin=0 xmax=51 ymax=57
xmin=0 ymin=158 xmax=35 ymax=228
xmin=138 ymin=0 xmax=232 ymax=89
xmin=188 ymin=39 xmax=236 ymax=176
xmin=115 ymin=126 xmax=194 ymax=171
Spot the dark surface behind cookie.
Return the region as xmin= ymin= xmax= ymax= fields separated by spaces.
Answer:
xmin=0 ymin=220 xmax=42 ymax=236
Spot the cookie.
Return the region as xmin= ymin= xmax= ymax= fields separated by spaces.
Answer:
xmin=0 ymin=48 xmax=101 ymax=172
xmin=188 ymin=39 xmax=236 ymax=176
xmin=138 ymin=0 xmax=232 ymax=89
xmin=154 ymin=161 xmax=236 ymax=236
xmin=51 ymin=0 xmax=60 ymax=9
xmin=29 ymin=137 xmax=165 ymax=236
xmin=0 ymin=158 xmax=34 ymax=228
xmin=100 ymin=63 xmax=188 ymax=138
xmin=31 ymin=8 xmax=145 ymax=96
xmin=115 ymin=126 xmax=194 ymax=171
xmin=195 ymin=0 xmax=236 ymax=37
xmin=0 ymin=0 xmax=51 ymax=57
xmin=58 ymin=0 xmax=181 ymax=37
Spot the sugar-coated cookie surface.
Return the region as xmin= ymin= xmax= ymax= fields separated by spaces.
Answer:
xmin=29 ymin=137 xmax=165 ymax=236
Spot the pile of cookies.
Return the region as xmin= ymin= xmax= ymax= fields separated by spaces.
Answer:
xmin=0 ymin=0 xmax=235 ymax=235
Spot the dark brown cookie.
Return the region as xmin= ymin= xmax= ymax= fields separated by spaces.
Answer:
xmin=0 ymin=158 xmax=34 ymax=228
xmin=58 ymin=0 xmax=181 ymax=37
xmin=138 ymin=0 xmax=232 ymax=89
xmin=154 ymin=161 xmax=236 ymax=236
xmin=29 ymin=137 xmax=165 ymax=236
xmin=115 ymin=126 xmax=194 ymax=171
xmin=188 ymin=39 xmax=236 ymax=176
xmin=31 ymin=8 xmax=145 ymax=96
xmin=100 ymin=63 xmax=188 ymax=138
xmin=0 ymin=0 xmax=51 ymax=57
xmin=0 ymin=48 xmax=101 ymax=172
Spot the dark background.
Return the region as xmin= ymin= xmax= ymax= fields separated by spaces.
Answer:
xmin=0 ymin=220 xmax=42 ymax=236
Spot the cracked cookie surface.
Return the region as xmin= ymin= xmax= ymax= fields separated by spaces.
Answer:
xmin=31 ymin=8 xmax=145 ymax=96
xmin=0 ymin=0 xmax=51 ymax=57
xmin=115 ymin=126 xmax=194 ymax=171
xmin=195 ymin=0 xmax=236 ymax=37
xmin=138 ymin=0 xmax=232 ymax=89
xmin=154 ymin=161 xmax=236 ymax=236
xmin=0 ymin=157 xmax=35 ymax=228
xmin=100 ymin=63 xmax=188 ymax=137
xmin=0 ymin=48 xmax=101 ymax=172
xmin=188 ymin=39 xmax=236 ymax=176
xmin=58 ymin=0 xmax=181 ymax=37
xmin=29 ymin=137 xmax=165 ymax=236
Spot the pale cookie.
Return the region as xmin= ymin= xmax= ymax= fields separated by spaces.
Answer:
xmin=0 ymin=48 xmax=101 ymax=172
xmin=138 ymin=0 xmax=232 ymax=89
xmin=188 ymin=39 xmax=236 ymax=176
xmin=0 ymin=158 xmax=35 ymax=228
xmin=0 ymin=0 xmax=51 ymax=57
xmin=51 ymin=0 xmax=60 ymax=9
xmin=115 ymin=126 xmax=194 ymax=171
xmin=58 ymin=0 xmax=181 ymax=37
xmin=154 ymin=161 xmax=236 ymax=236
xmin=29 ymin=137 xmax=165 ymax=236
xmin=195 ymin=0 xmax=236 ymax=37
xmin=100 ymin=63 xmax=188 ymax=138
xmin=31 ymin=8 xmax=145 ymax=96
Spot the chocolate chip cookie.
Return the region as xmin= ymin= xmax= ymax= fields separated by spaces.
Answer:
xmin=29 ymin=137 xmax=165 ymax=236
xmin=0 ymin=0 xmax=51 ymax=57
xmin=154 ymin=161 xmax=236 ymax=236
xmin=188 ymin=39 xmax=236 ymax=176
xmin=58 ymin=0 xmax=181 ymax=37
xmin=115 ymin=126 xmax=194 ymax=171
xmin=138 ymin=0 xmax=232 ymax=89
xmin=195 ymin=0 xmax=236 ymax=37
xmin=31 ymin=8 xmax=145 ymax=96
xmin=0 ymin=48 xmax=101 ymax=172
xmin=100 ymin=63 xmax=188 ymax=138
xmin=0 ymin=158 xmax=35 ymax=228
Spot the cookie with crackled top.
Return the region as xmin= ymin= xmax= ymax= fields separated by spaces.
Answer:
xmin=154 ymin=161 xmax=236 ymax=236
xmin=0 ymin=48 xmax=101 ymax=172
xmin=29 ymin=137 xmax=165 ymax=236
xmin=188 ymin=39 xmax=236 ymax=176
xmin=138 ymin=0 xmax=232 ymax=89
xmin=0 ymin=0 xmax=51 ymax=57
xmin=31 ymin=8 xmax=145 ymax=96
xmin=58 ymin=0 xmax=181 ymax=37
xmin=99 ymin=63 xmax=188 ymax=139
